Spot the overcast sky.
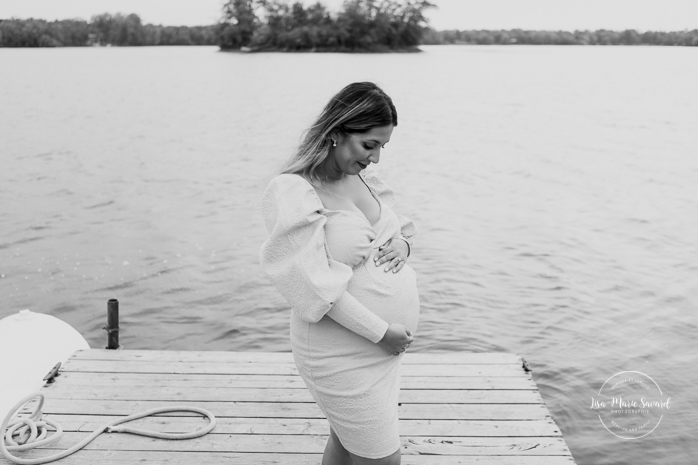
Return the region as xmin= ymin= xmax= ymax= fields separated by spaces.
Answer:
xmin=1 ymin=0 xmax=696 ymax=31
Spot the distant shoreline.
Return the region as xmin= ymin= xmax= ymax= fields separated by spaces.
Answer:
xmin=221 ymin=45 xmax=423 ymax=53
xmin=2 ymin=42 xmax=695 ymax=50
xmin=421 ymin=28 xmax=698 ymax=47
xmin=1 ymin=16 xmax=696 ymax=49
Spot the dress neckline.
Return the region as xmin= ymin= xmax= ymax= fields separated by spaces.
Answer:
xmin=304 ymin=173 xmax=383 ymax=227
xmin=357 ymin=173 xmax=383 ymax=225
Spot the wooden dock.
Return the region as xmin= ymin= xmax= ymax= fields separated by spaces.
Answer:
xmin=2 ymin=350 xmax=577 ymax=464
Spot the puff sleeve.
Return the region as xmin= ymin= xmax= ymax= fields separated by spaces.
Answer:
xmin=259 ymin=174 xmax=390 ymax=343
xmin=361 ymin=167 xmax=416 ymax=253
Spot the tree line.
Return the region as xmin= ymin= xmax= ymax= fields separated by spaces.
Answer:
xmin=422 ymin=28 xmax=698 ymax=47
xmin=0 ymin=14 xmax=217 ymax=47
xmin=218 ymin=0 xmax=435 ymax=51
xmin=0 ymin=1 xmax=434 ymax=50
xmin=3 ymin=3 xmax=698 ymax=49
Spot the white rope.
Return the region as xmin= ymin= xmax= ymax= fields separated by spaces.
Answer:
xmin=1 ymin=392 xmax=216 ymax=465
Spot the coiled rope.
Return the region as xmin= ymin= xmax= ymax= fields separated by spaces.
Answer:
xmin=1 ymin=392 xmax=216 ymax=465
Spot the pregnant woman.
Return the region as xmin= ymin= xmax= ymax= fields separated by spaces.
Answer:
xmin=260 ymin=82 xmax=420 ymax=464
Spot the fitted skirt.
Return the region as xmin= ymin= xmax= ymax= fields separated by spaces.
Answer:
xmin=290 ymin=262 xmax=420 ymax=459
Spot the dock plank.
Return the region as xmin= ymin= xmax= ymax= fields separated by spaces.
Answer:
xmin=37 ymin=399 xmax=552 ymax=420
xmin=13 ymin=450 xmax=576 ymax=465
xmin=71 ymin=350 xmax=522 ymax=365
xmin=1 ymin=350 xmax=576 ymax=464
xmin=25 ymin=432 xmax=572 ymax=455
xmin=46 ymin=416 xmax=563 ymax=437
xmin=60 ymin=360 xmax=525 ymax=377
xmin=44 ymin=385 xmax=544 ymax=404
xmin=58 ymin=372 xmax=537 ymax=390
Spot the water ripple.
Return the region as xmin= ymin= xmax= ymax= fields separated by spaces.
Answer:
xmin=1 ymin=45 xmax=696 ymax=465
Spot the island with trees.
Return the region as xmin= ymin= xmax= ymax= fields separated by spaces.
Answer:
xmin=218 ymin=0 xmax=435 ymax=52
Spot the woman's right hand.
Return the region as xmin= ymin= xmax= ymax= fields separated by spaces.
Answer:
xmin=378 ymin=323 xmax=414 ymax=356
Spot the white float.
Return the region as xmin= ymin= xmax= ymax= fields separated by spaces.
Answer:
xmin=0 ymin=309 xmax=89 ymax=420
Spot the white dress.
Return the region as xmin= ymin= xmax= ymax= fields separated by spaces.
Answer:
xmin=259 ymin=167 xmax=420 ymax=459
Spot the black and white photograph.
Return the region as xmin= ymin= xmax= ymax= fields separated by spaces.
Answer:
xmin=1 ymin=1 xmax=696 ymax=464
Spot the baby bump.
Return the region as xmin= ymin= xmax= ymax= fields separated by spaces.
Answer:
xmin=290 ymin=258 xmax=421 ymax=367
xmin=348 ymin=258 xmax=420 ymax=333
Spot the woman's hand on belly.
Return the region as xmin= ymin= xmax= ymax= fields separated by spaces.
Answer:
xmin=374 ymin=238 xmax=410 ymax=273
xmin=377 ymin=323 xmax=414 ymax=356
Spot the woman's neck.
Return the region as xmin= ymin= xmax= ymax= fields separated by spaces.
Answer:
xmin=318 ymin=158 xmax=347 ymax=183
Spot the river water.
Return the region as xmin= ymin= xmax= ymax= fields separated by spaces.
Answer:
xmin=1 ymin=45 xmax=696 ymax=464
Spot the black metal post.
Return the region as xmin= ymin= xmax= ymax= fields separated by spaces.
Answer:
xmin=105 ymin=299 xmax=120 ymax=350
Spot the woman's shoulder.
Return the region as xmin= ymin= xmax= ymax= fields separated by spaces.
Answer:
xmin=267 ymin=172 xmax=311 ymax=188
xmin=265 ymin=173 xmax=314 ymax=195
xmin=263 ymin=173 xmax=323 ymax=211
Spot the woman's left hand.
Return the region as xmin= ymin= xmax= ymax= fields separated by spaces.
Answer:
xmin=374 ymin=238 xmax=409 ymax=273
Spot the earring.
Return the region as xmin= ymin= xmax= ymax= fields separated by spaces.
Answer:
xmin=332 ymin=140 xmax=337 ymax=147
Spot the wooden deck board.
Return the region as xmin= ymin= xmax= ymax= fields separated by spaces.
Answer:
xmin=61 ymin=360 xmax=526 ymax=377
xmin=58 ymin=372 xmax=538 ymax=390
xmin=18 ymin=432 xmax=572 ymax=455
xmin=1 ymin=350 xmax=576 ymax=464
xmin=33 ymin=399 xmax=553 ymax=420
xmin=44 ymin=385 xmax=544 ymax=404
xmin=71 ymin=350 xmax=522 ymax=364
xmin=12 ymin=450 xmax=577 ymax=465
xmin=45 ymin=416 xmax=563 ymax=437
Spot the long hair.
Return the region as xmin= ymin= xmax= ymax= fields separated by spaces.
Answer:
xmin=280 ymin=82 xmax=398 ymax=183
